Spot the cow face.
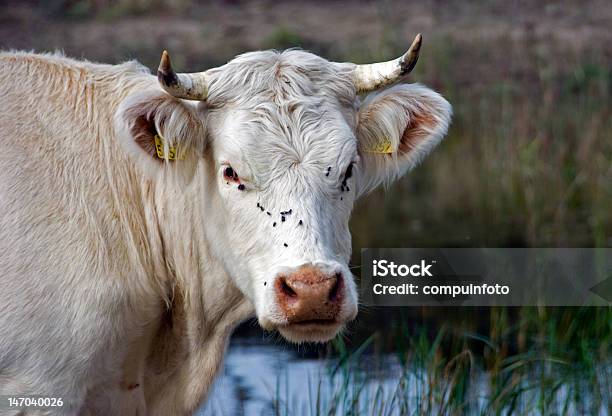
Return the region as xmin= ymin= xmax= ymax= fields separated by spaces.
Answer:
xmin=116 ymin=42 xmax=451 ymax=343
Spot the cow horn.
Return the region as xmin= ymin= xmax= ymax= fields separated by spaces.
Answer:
xmin=353 ymin=33 xmax=422 ymax=93
xmin=157 ymin=50 xmax=209 ymax=100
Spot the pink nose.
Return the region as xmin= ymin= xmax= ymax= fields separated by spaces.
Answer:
xmin=275 ymin=266 xmax=343 ymax=323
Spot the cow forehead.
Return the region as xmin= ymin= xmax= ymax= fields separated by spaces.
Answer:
xmin=205 ymin=49 xmax=357 ymax=109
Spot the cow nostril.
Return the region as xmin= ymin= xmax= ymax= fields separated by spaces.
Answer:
xmin=328 ymin=273 xmax=342 ymax=302
xmin=279 ymin=278 xmax=297 ymax=298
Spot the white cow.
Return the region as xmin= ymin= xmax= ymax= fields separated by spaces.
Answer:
xmin=0 ymin=34 xmax=451 ymax=415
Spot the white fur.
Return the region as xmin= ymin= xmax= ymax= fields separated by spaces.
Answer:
xmin=0 ymin=49 xmax=451 ymax=414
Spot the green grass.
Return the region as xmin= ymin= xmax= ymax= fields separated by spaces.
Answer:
xmin=269 ymin=307 xmax=611 ymax=415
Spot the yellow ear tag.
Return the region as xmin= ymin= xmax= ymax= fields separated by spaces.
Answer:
xmin=154 ymin=134 xmax=185 ymax=160
xmin=363 ymin=137 xmax=394 ymax=154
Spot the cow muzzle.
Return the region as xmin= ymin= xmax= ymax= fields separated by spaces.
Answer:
xmin=273 ymin=265 xmax=357 ymax=343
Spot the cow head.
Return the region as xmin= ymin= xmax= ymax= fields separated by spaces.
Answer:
xmin=115 ymin=35 xmax=451 ymax=343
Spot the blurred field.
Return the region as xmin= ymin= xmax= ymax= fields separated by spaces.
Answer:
xmin=2 ymin=2 xmax=610 ymax=414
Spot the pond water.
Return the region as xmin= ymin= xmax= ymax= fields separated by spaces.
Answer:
xmin=197 ymin=338 xmax=405 ymax=416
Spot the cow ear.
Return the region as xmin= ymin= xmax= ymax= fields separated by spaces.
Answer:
xmin=114 ymin=89 xmax=205 ymax=181
xmin=355 ymin=84 xmax=452 ymax=196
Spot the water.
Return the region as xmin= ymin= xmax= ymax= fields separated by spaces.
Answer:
xmin=198 ymin=338 xmax=404 ymax=416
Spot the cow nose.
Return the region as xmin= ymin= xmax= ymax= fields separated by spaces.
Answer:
xmin=275 ymin=266 xmax=343 ymax=323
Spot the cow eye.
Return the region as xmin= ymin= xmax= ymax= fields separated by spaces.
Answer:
xmin=223 ymin=165 xmax=239 ymax=182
